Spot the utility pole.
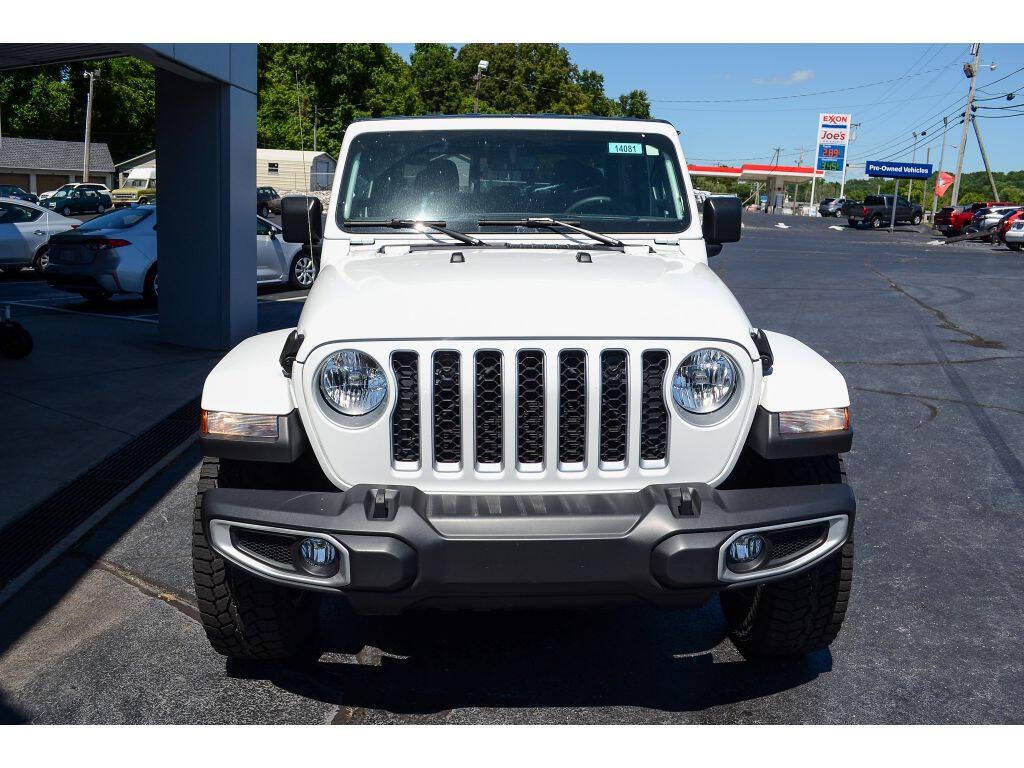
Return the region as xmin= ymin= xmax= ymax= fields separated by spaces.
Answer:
xmin=907 ymin=131 xmax=919 ymax=202
xmin=82 ymin=70 xmax=100 ymax=183
xmin=931 ymin=115 xmax=949 ymax=220
xmin=971 ymin=117 xmax=999 ymax=201
xmin=313 ymin=104 xmax=318 ymax=153
xmin=923 ymin=147 xmax=930 ymax=209
xmin=472 ymin=60 xmax=489 ymax=113
xmin=950 ymin=44 xmax=981 ymax=207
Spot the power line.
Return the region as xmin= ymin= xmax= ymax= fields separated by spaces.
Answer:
xmin=647 ymin=64 xmax=959 ymax=104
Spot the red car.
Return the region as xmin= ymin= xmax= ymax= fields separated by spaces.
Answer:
xmin=998 ymin=208 xmax=1024 ymax=241
xmin=939 ymin=201 xmax=1013 ymax=236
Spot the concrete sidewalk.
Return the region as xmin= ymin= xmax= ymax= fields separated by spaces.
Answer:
xmin=0 ymin=294 xmax=303 ymax=532
xmin=0 ymin=305 xmax=220 ymax=529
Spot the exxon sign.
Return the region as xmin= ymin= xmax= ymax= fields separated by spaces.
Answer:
xmin=815 ymin=113 xmax=851 ymax=173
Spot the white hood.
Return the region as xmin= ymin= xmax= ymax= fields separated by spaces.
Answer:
xmin=294 ymin=246 xmax=756 ymax=361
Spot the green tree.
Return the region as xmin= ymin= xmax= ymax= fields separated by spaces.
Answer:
xmin=410 ymin=44 xmax=463 ymax=114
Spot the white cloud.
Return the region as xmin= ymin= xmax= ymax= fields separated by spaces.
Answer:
xmin=752 ymin=69 xmax=815 ymax=86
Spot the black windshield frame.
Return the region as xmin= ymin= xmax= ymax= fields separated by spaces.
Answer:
xmin=337 ymin=128 xmax=691 ymax=235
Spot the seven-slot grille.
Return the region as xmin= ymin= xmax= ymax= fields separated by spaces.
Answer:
xmin=390 ymin=348 xmax=671 ymax=472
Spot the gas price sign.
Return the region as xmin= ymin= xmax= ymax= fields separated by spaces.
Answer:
xmin=815 ymin=113 xmax=851 ymax=173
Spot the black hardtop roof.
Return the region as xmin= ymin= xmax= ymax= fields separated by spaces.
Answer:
xmin=352 ymin=113 xmax=675 ymax=127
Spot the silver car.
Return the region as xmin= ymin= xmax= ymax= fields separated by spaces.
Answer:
xmin=45 ymin=206 xmax=317 ymax=304
xmin=1005 ymin=219 xmax=1024 ymax=252
xmin=0 ymin=198 xmax=81 ymax=274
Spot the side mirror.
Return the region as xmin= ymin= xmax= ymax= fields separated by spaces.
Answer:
xmin=282 ymin=195 xmax=323 ymax=244
xmin=702 ymin=195 xmax=742 ymax=255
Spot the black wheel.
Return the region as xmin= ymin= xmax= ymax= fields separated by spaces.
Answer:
xmin=911 ymin=213 xmax=922 ymax=225
xmin=32 ymin=246 xmax=49 ymax=275
xmin=289 ymin=249 xmax=318 ymax=290
xmin=62 ymin=206 xmax=72 ymax=217
xmin=143 ymin=265 xmax=158 ymax=306
xmin=260 ymin=204 xmax=270 ymax=217
xmin=870 ymin=215 xmax=882 ymax=228
xmin=78 ymin=289 xmax=111 ymax=303
xmin=847 ymin=219 xmax=858 ymax=228
xmin=720 ymin=454 xmax=853 ymax=659
xmin=138 ymin=197 xmax=148 ymax=206
xmin=1008 ymin=242 xmax=1022 ymax=252
xmin=0 ymin=321 xmax=33 ymax=359
xmin=192 ymin=457 xmax=321 ymax=660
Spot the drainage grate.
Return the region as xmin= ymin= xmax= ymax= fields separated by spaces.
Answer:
xmin=0 ymin=398 xmax=201 ymax=592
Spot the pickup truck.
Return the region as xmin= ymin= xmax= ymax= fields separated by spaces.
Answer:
xmin=193 ymin=114 xmax=855 ymax=664
xmin=843 ymin=194 xmax=923 ymax=228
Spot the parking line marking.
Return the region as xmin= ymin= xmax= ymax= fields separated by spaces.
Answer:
xmin=2 ymin=301 xmax=158 ymax=324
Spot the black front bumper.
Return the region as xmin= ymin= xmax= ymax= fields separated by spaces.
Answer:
xmin=203 ymin=482 xmax=855 ymax=614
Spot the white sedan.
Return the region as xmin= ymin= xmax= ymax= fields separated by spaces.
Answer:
xmin=0 ymin=198 xmax=81 ymax=274
xmin=1005 ymin=219 xmax=1024 ymax=252
xmin=44 ymin=206 xmax=318 ymax=304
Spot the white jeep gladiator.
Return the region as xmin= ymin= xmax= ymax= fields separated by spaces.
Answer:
xmin=194 ymin=115 xmax=854 ymax=661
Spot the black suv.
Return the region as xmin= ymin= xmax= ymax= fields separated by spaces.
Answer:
xmin=257 ymin=186 xmax=282 ymax=217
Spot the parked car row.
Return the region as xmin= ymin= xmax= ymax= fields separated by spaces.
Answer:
xmin=38 ymin=182 xmax=111 ymax=203
xmin=43 ymin=206 xmax=319 ymax=304
xmin=933 ymin=201 xmax=1013 ymax=237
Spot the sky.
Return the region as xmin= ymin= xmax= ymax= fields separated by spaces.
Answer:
xmin=389 ymin=43 xmax=1024 ymax=180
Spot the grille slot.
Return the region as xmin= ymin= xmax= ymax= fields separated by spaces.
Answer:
xmin=640 ymin=351 xmax=669 ymax=464
xmin=516 ymin=350 xmax=546 ymax=468
xmin=390 ymin=351 xmax=420 ymax=466
xmin=599 ymin=350 xmax=629 ymax=467
xmin=765 ymin=523 xmax=828 ymax=565
xmin=558 ymin=350 xmax=587 ymax=468
xmin=432 ymin=351 xmax=462 ymax=468
xmin=234 ymin=529 xmax=297 ymax=569
xmin=475 ymin=351 xmax=504 ymax=468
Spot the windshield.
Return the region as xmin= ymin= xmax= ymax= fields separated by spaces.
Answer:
xmin=78 ymin=207 xmax=153 ymax=231
xmin=125 ymin=178 xmax=153 ymax=188
xmin=339 ymin=128 xmax=690 ymax=234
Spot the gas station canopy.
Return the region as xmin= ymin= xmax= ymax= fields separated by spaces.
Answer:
xmin=688 ymin=163 xmax=826 ymax=184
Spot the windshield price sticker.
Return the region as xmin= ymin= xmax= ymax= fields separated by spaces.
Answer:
xmin=608 ymin=142 xmax=643 ymax=155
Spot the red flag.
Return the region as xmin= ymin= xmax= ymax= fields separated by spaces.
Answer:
xmin=935 ymin=172 xmax=954 ymax=198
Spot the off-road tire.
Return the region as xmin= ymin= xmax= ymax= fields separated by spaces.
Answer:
xmin=192 ymin=456 xmax=321 ymax=660
xmin=720 ymin=454 xmax=853 ymax=659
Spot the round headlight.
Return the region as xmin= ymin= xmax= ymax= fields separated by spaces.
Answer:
xmin=672 ymin=348 xmax=737 ymax=414
xmin=318 ymin=349 xmax=388 ymax=416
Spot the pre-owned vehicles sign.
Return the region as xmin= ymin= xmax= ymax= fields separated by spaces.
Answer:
xmin=864 ymin=160 xmax=933 ymax=179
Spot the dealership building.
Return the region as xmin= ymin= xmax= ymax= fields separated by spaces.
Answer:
xmin=0 ymin=136 xmax=115 ymax=194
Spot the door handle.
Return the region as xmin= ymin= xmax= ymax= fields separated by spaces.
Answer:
xmin=34 ymin=230 xmax=47 ymax=236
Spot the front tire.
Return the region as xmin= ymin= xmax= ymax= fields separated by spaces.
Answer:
xmin=720 ymin=454 xmax=853 ymax=659
xmin=143 ymin=265 xmax=158 ymax=306
xmin=911 ymin=213 xmax=922 ymax=225
xmin=192 ymin=457 xmax=321 ymax=660
xmin=289 ymin=249 xmax=318 ymax=290
xmin=870 ymin=215 xmax=882 ymax=229
xmin=33 ymin=246 xmax=49 ymax=275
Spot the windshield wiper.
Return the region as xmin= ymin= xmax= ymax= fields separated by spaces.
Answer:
xmin=478 ymin=217 xmax=624 ymax=248
xmin=344 ymin=219 xmax=488 ymax=247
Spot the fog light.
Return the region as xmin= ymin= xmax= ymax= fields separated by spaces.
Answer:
xmin=727 ymin=533 xmax=765 ymax=565
xmin=297 ymin=537 xmax=339 ymax=576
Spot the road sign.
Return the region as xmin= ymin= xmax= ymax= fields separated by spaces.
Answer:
xmin=865 ymin=160 xmax=933 ymax=179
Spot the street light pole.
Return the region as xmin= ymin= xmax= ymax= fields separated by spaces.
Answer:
xmin=907 ymin=131 xmax=918 ymax=202
xmin=472 ymin=60 xmax=489 ymax=113
xmin=950 ymin=44 xmax=981 ymax=207
xmin=82 ymin=70 xmax=100 ymax=183
xmin=931 ymin=116 xmax=949 ymax=220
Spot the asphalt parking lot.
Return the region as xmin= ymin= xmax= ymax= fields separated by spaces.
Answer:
xmin=2 ymin=215 xmax=1023 ymax=724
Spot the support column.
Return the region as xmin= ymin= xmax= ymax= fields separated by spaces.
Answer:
xmin=155 ymin=67 xmax=256 ymax=349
